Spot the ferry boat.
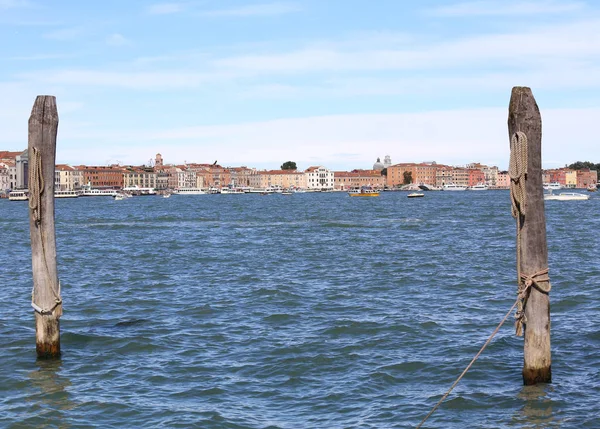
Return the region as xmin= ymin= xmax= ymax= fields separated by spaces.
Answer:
xmin=220 ymin=188 xmax=245 ymax=195
xmin=468 ymin=183 xmax=489 ymax=191
xmin=543 ymin=182 xmax=562 ymax=191
xmin=348 ymin=187 xmax=380 ymax=197
xmin=55 ymin=190 xmax=78 ymax=198
xmin=8 ymin=190 xmax=28 ymax=201
xmin=79 ymin=188 xmax=119 ymax=197
xmin=544 ymin=192 xmax=589 ymax=201
xmin=442 ymin=183 xmax=467 ymax=191
xmin=122 ymin=185 xmax=156 ymax=196
xmin=172 ymin=188 xmax=206 ymax=195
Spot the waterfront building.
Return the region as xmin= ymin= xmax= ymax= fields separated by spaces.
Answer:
xmin=15 ymin=149 xmax=28 ymax=189
xmin=334 ymin=170 xmax=385 ymax=190
xmin=565 ymin=170 xmax=577 ymax=188
xmin=175 ymin=168 xmax=197 ymax=189
xmin=0 ymin=162 xmax=10 ymax=191
xmin=467 ymin=168 xmax=486 ymax=187
xmin=496 ymin=171 xmax=510 ymax=189
xmin=228 ymin=166 xmax=256 ymax=188
xmin=305 ymin=166 xmax=334 ymax=190
xmin=55 ymin=164 xmax=83 ymax=191
xmin=249 ymin=169 xmax=306 ymax=189
xmin=576 ymin=169 xmax=598 ymax=188
xmin=188 ymin=164 xmax=230 ymax=189
xmin=546 ymin=169 xmax=567 ymax=187
xmin=387 ymin=162 xmax=439 ymax=187
xmin=123 ymin=167 xmax=157 ymax=189
xmin=81 ymin=165 xmax=125 ymax=188
xmin=154 ymin=166 xmax=171 ymax=190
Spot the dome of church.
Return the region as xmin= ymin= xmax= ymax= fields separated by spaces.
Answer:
xmin=373 ymin=157 xmax=384 ymax=171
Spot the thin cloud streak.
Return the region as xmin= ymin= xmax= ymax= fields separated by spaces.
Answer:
xmin=200 ymin=2 xmax=301 ymax=17
xmin=428 ymin=0 xmax=585 ymax=17
xmin=146 ymin=2 xmax=184 ymax=15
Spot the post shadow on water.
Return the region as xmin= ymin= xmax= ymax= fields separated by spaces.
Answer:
xmin=510 ymin=383 xmax=561 ymax=428
xmin=9 ymin=359 xmax=75 ymax=429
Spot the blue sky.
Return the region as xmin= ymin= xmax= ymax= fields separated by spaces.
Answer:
xmin=1 ymin=0 xmax=599 ymax=170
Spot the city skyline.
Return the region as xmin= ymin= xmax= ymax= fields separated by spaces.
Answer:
xmin=1 ymin=1 xmax=600 ymax=170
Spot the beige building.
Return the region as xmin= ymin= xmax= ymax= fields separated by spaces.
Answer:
xmin=496 ymin=171 xmax=510 ymax=189
xmin=123 ymin=168 xmax=157 ymax=189
xmin=249 ymin=170 xmax=307 ymax=189
xmin=55 ymin=164 xmax=84 ymax=191
xmin=565 ymin=170 xmax=577 ymax=188
xmin=334 ymin=170 xmax=385 ymax=190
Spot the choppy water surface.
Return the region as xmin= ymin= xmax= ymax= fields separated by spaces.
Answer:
xmin=1 ymin=191 xmax=599 ymax=428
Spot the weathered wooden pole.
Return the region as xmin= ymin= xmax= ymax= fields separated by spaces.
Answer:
xmin=508 ymin=87 xmax=551 ymax=385
xmin=28 ymin=95 xmax=62 ymax=359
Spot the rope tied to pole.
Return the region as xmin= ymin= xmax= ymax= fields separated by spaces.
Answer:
xmin=28 ymin=146 xmax=62 ymax=317
xmin=509 ymin=131 xmax=550 ymax=336
xmin=28 ymin=146 xmax=44 ymax=225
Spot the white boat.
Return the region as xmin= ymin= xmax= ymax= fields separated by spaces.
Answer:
xmin=114 ymin=193 xmax=126 ymax=201
xmin=55 ymin=190 xmax=78 ymax=198
xmin=172 ymin=188 xmax=207 ymax=195
xmin=220 ymin=188 xmax=245 ymax=195
xmin=543 ymin=182 xmax=562 ymax=191
xmin=544 ymin=192 xmax=589 ymax=201
xmin=122 ymin=185 xmax=156 ymax=195
xmin=79 ymin=188 xmax=119 ymax=197
xmin=442 ymin=183 xmax=467 ymax=191
xmin=407 ymin=192 xmax=424 ymax=198
xmin=162 ymin=193 xmax=171 ymax=198
xmin=8 ymin=190 xmax=28 ymax=201
xmin=348 ymin=187 xmax=380 ymax=197
xmin=468 ymin=183 xmax=489 ymax=191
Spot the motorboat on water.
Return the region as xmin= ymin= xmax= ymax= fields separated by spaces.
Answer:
xmin=407 ymin=192 xmax=424 ymax=198
xmin=172 ymin=188 xmax=206 ymax=195
xmin=442 ymin=183 xmax=467 ymax=191
xmin=544 ymin=192 xmax=589 ymax=201
xmin=8 ymin=190 xmax=28 ymax=201
xmin=55 ymin=190 xmax=79 ymax=198
xmin=348 ymin=187 xmax=380 ymax=197
xmin=114 ymin=193 xmax=126 ymax=201
xmin=543 ymin=182 xmax=562 ymax=191
xmin=468 ymin=183 xmax=489 ymax=191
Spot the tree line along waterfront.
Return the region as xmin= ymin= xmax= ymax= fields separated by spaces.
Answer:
xmin=0 ymin=150 xmax=598 ymax=196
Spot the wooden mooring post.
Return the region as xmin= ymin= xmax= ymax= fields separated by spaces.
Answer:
xmin=28 ymin=95 xmax=62 ymax=359
xmin=508 ymin=87 xmax=551 ymax=385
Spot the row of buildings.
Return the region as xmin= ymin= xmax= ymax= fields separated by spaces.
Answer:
xmin=1 ymin=151 xmax=597 ymax=193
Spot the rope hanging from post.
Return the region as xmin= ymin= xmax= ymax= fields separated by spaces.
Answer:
xmin=509 ymin=132 xmax=550 ymax=336
xmin=28 ymin=146 xmax=62 ymax=317
xmin=29 ymin=147 xmax=44 ymax=225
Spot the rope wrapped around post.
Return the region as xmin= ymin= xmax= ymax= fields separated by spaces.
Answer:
xmin=509 ymin=131 xmax=550 ymax=336
xmin=28 ymin=146 xmax=62 ymax=317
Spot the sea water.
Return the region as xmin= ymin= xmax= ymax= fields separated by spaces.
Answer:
xmin=1 ymin=191 xmax=599 ymax=428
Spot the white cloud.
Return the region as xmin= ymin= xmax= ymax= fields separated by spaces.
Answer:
xmin=428 ymin=0 xmax=585 ymax=16
xmin=147 ymin=2 xmax=184 ymax=15
xmin=0 ymin=0 xmax=33 ymax=9
xmin=200 ymin=2 xmax=301 ymax=17
xmin=43 ymin=26 xmax=84 ymax=40
xmin=106 ymin=33 xmax=132 ymax=46
xmin=211 ymin=19 xmax=600 ymax=74
xmin=52 ymin=108 xmax=600 ymax=170
xmin=18 ymin=69 xmax=232 ymax=89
